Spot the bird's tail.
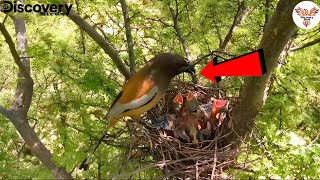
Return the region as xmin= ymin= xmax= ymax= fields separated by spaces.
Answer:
xmin=107 ymin=119 xmax=118 ymax=129
xmin=79 ymin=119 xmax=117 ymax=170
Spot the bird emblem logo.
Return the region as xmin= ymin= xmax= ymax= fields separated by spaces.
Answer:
xmin=295 ymin=6 xmax=319 ymax=27
xmin=292 ymin=1 xmax=320 ymax=29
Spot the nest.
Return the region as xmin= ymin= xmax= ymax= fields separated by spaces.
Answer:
xmin=113 ymin=80 xmax=239 ymax=179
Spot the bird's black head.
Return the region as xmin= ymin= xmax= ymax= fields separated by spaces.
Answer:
xmin=149 ymin=53 xmax=196 ymax=77
xmin=178 ymin=63 xmax=195 ymax=75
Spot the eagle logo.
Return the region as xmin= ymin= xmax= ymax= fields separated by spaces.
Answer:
xmin=295 ymin=7 xmax=319 ymax=27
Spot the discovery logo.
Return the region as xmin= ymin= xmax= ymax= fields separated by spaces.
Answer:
xmin=0 ymin=1 xmax=72 ymax=16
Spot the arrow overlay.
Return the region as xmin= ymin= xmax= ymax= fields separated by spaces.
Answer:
xmin=200 ymin=49 xmax=266 ymax=83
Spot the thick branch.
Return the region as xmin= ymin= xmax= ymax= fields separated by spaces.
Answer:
xmin=290 ymin=38 xmax=320 ymax=51
xmin=75 ymin=0 xmax=86 ymax=54
xmin=120 ymin=0 xmax=136 ymax=73
xmin=0 ymin=105 xmax=12 ymax=119
xmin=228 ymin=0 xmax=301 ymax=146
xmin=63 ymin=8 xmax=131 ymax=79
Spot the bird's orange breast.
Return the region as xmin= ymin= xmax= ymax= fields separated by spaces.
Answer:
xmin=119 ymin=69 xmax=156 ymax=104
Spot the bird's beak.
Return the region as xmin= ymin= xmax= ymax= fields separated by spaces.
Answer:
xmin=188 ymin=64 xmax=196 ymax=74
xmin=178 ymin=64 xmax=195 ymax=75
xmin=187 ymin=64 xmax=196 ymax=74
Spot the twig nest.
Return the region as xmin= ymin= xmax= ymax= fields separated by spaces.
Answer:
xmin=123 ymin=80 xmax=238 ymax=179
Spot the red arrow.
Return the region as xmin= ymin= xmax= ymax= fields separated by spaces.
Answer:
xmin=200 ymin=49 xmax=266 ymax=83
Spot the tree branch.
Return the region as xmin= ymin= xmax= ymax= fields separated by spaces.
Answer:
xmin=63 ymin=8 xmax=131 ymax=79
xmin=75 ymin=0 xmax=86 ymax=54
xmin=167 ymin=1 xmax=197 ymax=84
xmin=168 ymin=1 xmax=191 ymax=62
xmin=0 ymin=105 xmax=12 ymax=119
xmin=289 ymin=37 xmax=320 ymax=51
xmin=213 ymin=19 xmax=223 ymax=47
xmin=0 ymin=23 xmax=32 ymax=82
xmin=193 ymin=50 xmax=236 ymax=65
xmin=120 ymin=0 xmax=136 ymax=73
xmin=147 ymin=18 xmax=172 ymax=27
xmin=0 ymin=2 xmax=73 ymax=178
xmin=219 ymin=1 xmax=252 ymax=51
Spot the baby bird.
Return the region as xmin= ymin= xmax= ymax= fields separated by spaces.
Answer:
xmin=186 ymin=90 xmax=199 ymax=113
xmin=154 ymin=113 xmax=190 ymax=142
xmin=209 ymin=98 xmax=229 ymax=127
xmin=197 ymin=98 xmax=229 ymax=140
xmin=172 ymin=91 xmax=184 ymax=116
xmin=183 ymin=91 xmax=200 ymax=143
xmin=154 ymin=92 xmax=190 ymax=142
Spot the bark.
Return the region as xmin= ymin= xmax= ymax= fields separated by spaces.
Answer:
xmin=0 ymin=105 xmax=12 ymax=118
xmin=227 ymin=0 xmax=301 ymax=146
xmin=120 ymin=0 xmax=136 ymax=73
xmin=290 ymin=38 xmax=320 ymax=51
xmin=0 ymin=2 xmax=73 ymax=178
xmin=62 ymin=8 xmax=131 ymax=79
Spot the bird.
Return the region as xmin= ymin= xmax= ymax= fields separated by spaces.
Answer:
xmin=181 ymin=110 xmax=199 ymax=143
xmin=153 ymin=113 xmax=191 ymax=142
xmin=185 ymin=90 xmax=199 ymax=113
xmin=172 ymin=91 xmax=184 ymax=116
xmin=154 ymin=114 xmax=176 ymax=131
xmin=199 ymin=121 xmax=212 ymax=141
xmin=197 ymin=98 xmax=229 ymax=140
xmin=106 ymin=53 xmax=195 ymax=129
xmin=208 ymin=98 xmax=229 ymax=127
xmin=80 ymin=53 xmax=195 ymax=170
xmin=153 ymin=92 xmax=191 ymax=143
xmin=171 ymin=92 xmax=192 ymax=143
xmin=183 ymin=91 xmax=201 ymax=143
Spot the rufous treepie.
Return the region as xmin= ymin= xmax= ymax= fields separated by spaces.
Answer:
xmin=80 ymin=53 xmax=195 ymax=169
xmin=106 ymin=53 xmax=195 ymax=129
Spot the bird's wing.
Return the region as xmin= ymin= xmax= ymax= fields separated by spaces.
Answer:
xmin=295 ymin=7 xmax=304 ymax=16
xmin=107 ymin=72 xmax=159 ymax=119
xmin=308 ymin=7 xmax=319 ymax=16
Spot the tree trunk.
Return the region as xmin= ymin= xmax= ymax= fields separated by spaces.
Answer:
xmin=227 ymin=0 xmax=301 ymax=146
xmin=0 ymin=1 xmax=73 ymax=179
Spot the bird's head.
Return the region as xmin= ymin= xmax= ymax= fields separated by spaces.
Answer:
xmin=177 ymin=63 xmax=195 ymax=75
xmin=211 ymin=97 xmax=229 ymax=113
xmin=186 ymin=91 xmax=199 ymax=113
xmin=173 ymin=91 xmax=184 ymax=115
xmin=210 ymin=97 xmax=229 ymax=125
xmin=150 ymin=53 xmax=195 ymax=77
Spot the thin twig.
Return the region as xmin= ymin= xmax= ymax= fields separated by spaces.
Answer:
xmin=120 ymin=0 xmax=136 ymax=73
